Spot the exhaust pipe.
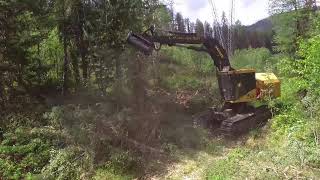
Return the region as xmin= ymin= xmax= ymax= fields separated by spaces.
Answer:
xmin=127 ymin=32 xmax=154 ymax=55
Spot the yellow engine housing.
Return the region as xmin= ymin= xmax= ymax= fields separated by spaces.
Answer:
xmin=225 ymin=70 xmax=281 ymax=103
xmin=256 ymin=73 xmax=281 ymax=99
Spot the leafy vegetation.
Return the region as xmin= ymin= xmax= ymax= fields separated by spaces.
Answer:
xmin=205 ymin=2 xmax=320 ymax=179
xmin=1 ymin=0 xmax=320 ymax=179
xmin=231 ymin=48 xmax=275 ymax=72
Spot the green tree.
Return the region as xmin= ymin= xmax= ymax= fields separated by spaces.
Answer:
xmin=185 ymin=18 xmax=191 ymax=33
xmin=190 ymin=22 xmax=195 ymax=33
xmin=175 ymin=12 xmax=185 ymax=32
xmin=269 ymin=0 xmax=316 ymax=54
xmin=204 ymin=21 xmax=213 ymax=37
xmin=0 ymin=0 xmax=53 ymax=101
xmin=221 ymin=11 xmax=229 ymax=51
xmin=195 ymin=19 xmax=204 ymax=36
xmin=153 ymin=5 xmax=172 ymax=30
xmin=233 ymin=20 xmax=248 ymax=49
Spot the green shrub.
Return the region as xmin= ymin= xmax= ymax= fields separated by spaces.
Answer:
xmin=41 ymin=147 xmax=93 ymax=180
xmin=44 ymin=105 xmax=100 ymax=146
xmin=161 ymin=46 xmax=214 ymax=75
xmin=162 ymin=75 xmax=203 ymax=91
xmin=93 ymin=150 xmax=139 ymax=180
xmin=267 ymin=33 xmax=320 ymax=173
xmin=108 ymin=151 xmax=139 ymax=173
xmin=206 ymin=148 xmax=249 ymax=179
xmin=0 ymin=127 xmax=56 ymax=179
xmin=2 ymin=112 xmax=47 ymax=132
xmin=231 ymin=48 xmax=273 ymax=72
xmin=94 ymin=169 xmax=133 ymax=180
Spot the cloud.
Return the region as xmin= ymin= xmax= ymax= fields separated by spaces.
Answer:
xmin=242 ymin=0 xmax=257 ymax=8
xmin=185 ymin=0 xmax=207 ymax=11
xmin=172 ymin=0 xmax=269 ymax=25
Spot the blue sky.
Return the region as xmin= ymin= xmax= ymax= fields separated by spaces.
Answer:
xmin=171 ymin=0 xmax=270 ymax=25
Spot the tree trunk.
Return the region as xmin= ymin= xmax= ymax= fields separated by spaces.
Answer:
xmin=132 ymin=54 xmax=146 ymax=113
xmin=61 ymin=0 xmax=69 ymax=96
xmin=77 ymin=2 xmax=88 ymax=86
xmin=71 ymin=50 xmax=80 ymax=88
xmin=81 ymin=48 xmax=88 ymax=85
xmin=293 ymin=0 xmax=299 ymax=53
xmin=115 ymin=53 xmax=121 ymax=80
xmin=0 ymin=76 xmax=4 ymax=109
xmin=62 ymin=33 xmax=69 ymax=96
xmin=37 ymin=43 xmax=42 ymax=85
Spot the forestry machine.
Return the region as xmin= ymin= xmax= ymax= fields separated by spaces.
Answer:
xmin=127 ymin=26 xmax=281 ymax=136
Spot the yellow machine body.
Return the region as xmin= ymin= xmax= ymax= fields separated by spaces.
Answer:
xmin=225 ymin=70 xmax=281 ymax=103
xmin=256 ymin=73 xmax=281 ymax=99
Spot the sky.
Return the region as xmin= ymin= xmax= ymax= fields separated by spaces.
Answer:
xmin=169 ymin=0 xmax=270 ymax=26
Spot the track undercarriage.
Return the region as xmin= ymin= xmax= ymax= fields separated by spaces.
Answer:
xmin=194 ymin=103 xmax=272 ymax=136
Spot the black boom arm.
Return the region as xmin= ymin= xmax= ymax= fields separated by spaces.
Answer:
xmin=127 ymin=28 xmax=231 ymax=72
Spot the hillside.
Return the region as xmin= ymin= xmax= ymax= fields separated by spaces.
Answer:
xmin=246 ymin=18 xmax=273 ymax=33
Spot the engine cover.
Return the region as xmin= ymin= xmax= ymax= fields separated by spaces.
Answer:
xmin=256 ymin=73 xmax=281 ymax=99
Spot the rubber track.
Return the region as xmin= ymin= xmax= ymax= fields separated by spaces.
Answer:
xmin=220 ymin=106 xmax=272 ymax=136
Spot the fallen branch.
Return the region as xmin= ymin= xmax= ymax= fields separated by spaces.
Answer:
xmin=0 ymin=64 xmax=17 ymax=72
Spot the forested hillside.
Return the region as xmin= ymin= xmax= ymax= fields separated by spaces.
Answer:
xmin=171 ymin=11 xmax=273 ymax=51
xmin=0 ymin=0 xmax=320 ymax=179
